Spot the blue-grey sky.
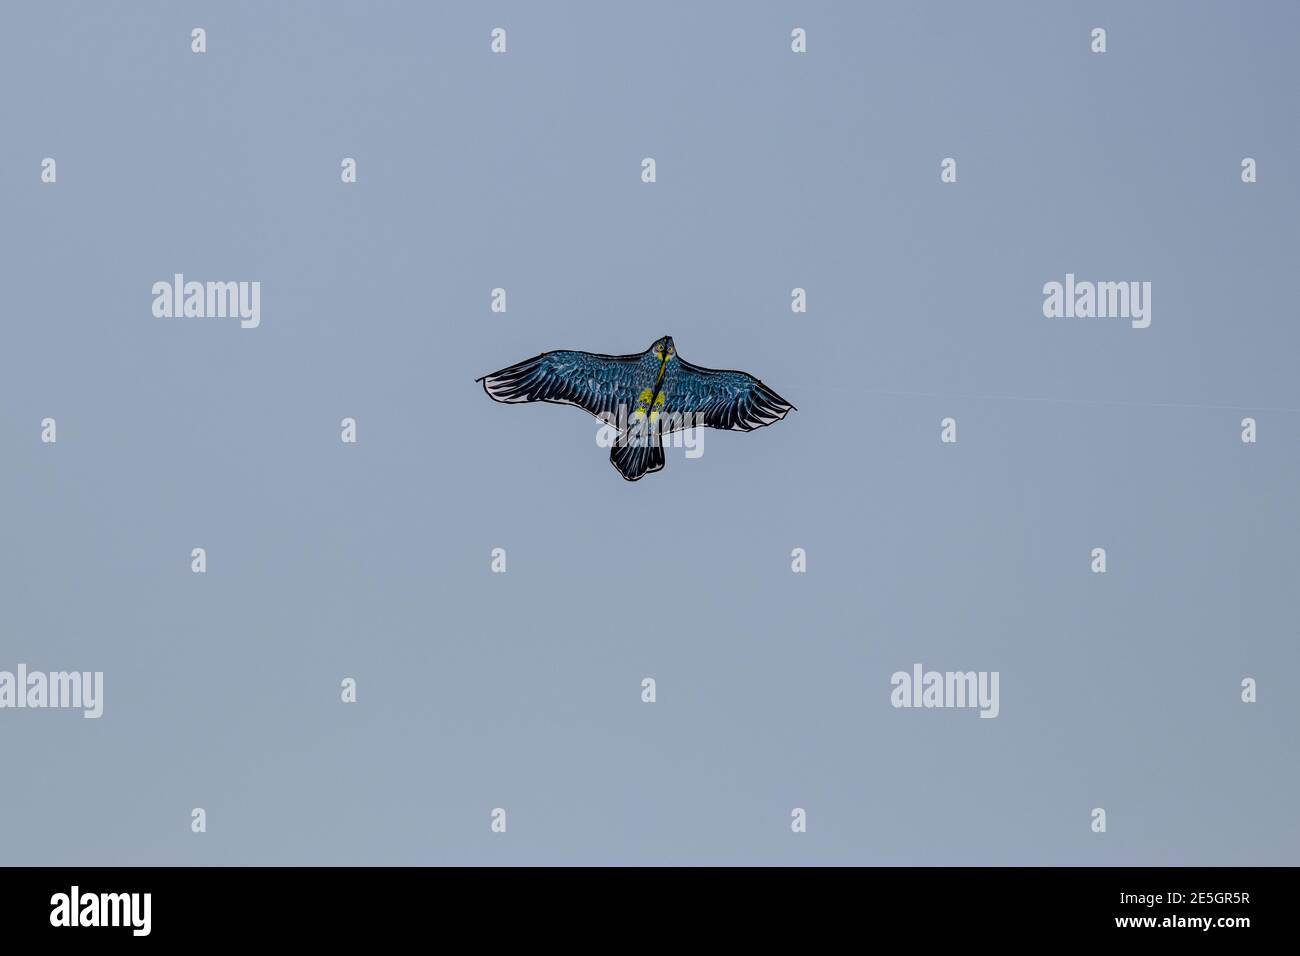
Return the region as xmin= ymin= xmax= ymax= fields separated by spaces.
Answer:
xmin=1 ymin=1 xmax=1298 ymax=865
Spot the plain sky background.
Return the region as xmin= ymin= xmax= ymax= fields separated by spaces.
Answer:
xmin=2 ymin=1 xmax=1298 ymax=865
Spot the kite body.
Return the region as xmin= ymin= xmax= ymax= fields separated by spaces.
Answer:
xmin=478 ymin=336 xmax=795 ymax=481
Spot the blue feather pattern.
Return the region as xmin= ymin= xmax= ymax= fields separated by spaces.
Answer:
xmin=478 ymin=337 xmax=795 ymax=480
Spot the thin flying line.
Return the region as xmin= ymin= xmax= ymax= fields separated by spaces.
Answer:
xmin=782 ymin=384 xmax=1300 ymax=414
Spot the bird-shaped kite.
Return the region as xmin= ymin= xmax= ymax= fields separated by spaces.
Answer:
xmin=478 ymin=336 xmax=795 ymax=481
